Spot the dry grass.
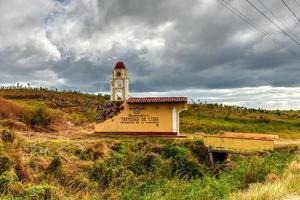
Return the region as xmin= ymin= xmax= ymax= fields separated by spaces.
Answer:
xmin=0 ymin=98 xmax=21 ymax=119
xmin=229 ymin=155 xmax=300 ymax=200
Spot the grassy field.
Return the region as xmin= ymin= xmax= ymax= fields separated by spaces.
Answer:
xmin=181 ymin=103 xmax=300 ymax=139
xmin=0 ymin=88 xmax=299 ymax=199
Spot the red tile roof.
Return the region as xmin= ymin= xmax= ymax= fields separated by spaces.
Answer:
xmin=127 ymin=97 xmax=188 ymax=104
xmin=115 ymin=61 xmax=126 ymax=69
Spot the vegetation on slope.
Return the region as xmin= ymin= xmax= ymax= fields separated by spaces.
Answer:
xmin=0 ymin=88 xmax=108 ymax=130
xmin=230 ymin=156 xmax=300 ymax=200
xmin=181 ymin=103 xmax=300 ymax=138
xmin=1 ymin=87 xmax=300 ymax=138
xmin=0 ymin=129 xmax=298 ymax=200
xmin=0 ymin=87 xmax=109 ymax=113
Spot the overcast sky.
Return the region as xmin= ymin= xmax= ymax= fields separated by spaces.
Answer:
xmin=1 ymin=0 xmax=300 ymax=109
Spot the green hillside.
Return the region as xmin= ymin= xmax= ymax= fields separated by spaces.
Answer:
xmin=181 ymin=103 xmax=300 ymax=139
xmin=1 ymin=87 xmax=300 ymax=138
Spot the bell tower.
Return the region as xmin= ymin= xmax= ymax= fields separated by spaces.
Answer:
xmin=111 ymin=61 xmax=129 ymax=101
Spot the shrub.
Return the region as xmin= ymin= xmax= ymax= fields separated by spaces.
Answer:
xmin=29 ymin=105 xmax=51 ymax=128
xmin=0 ymin=155 xmax=14 ymax=175
xmin=0 ymin=176 xmax=11 ymax=193
xmin=161 ymin=142 xmax=203 ymax=179
xmin=0 ymin=170 xmax=18 ymax=194
xmin=143 ymin=152 xmax=159 ymax=171
xmin=161 ymin=142 xmax=189 ymax=159
xmin=127 ymin=153 xmax=145 ymax=175
xmin=170 ymin=155 xmax=203 ymax=179
xmin=14 ymin=159 xmax=32 ymax=182
xmin=65 ymin=112 xmax=87 ymax=126
xmin=1 ymin=129 xmax=15 ymax=143
xmin=219 ymin=151 xmax=295 ymax=189
xmin=74 ymin=147 xmax=103 ymax=161
xmin=195 ymin=139 xmax=204 ymax=145
xmin=19 ymin=104 xmax=60 ymax=129
xmin=90 ymin=162 xmax=113 ymax=188
xmin=84 ymin=108 xmax=97 ymax=122
xmin=0 ymin=98 xmax=21 ymax=119
xmin=24 ymin=184 xmax=59 ymax=200
xmin=46 ymin=156 xmax=62 ymax=176
xmin=124 ymin=179 xmax=168 ymax=200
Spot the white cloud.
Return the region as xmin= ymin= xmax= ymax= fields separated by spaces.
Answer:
xmin=31 ymin=70 xmax=66 ymax=87
xmin=0 ymin=0 xmax=300 ymax=110
xmin=132 ymin=86 xmax=300 ymax=110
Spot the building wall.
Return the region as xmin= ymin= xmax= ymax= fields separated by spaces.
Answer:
xmin=95 ymin=102 xmax=188 ymax=134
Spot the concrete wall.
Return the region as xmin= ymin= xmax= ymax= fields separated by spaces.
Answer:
xmin=204 ymin=135 xmax=274 ymax=152
xmin=95 ymin=102 xmax=187 ymax=134
xmin=223 ymin=132 xmax=279 ymax=140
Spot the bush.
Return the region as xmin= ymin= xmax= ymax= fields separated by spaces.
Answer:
xmin=195 ymin=139 xmax=204 ymax=145
xmin=121 ymin=178 xmax=167 ymax=200
xmin=161 ymin=142 xmax=203 ymax=178
xmin=46 ymin=156 xmax=62 ymax=176
xmin=0 ymin=170 xmax=18 ymax=194
xmin=19 ymin=104 xmax=59 ymax=129
xmin=29 ymin=105 xmax=51 ymax=128
xmin=65 ymin=112 xmax=87 ymax=126
xmin=84 ymin=108 xmax=97 ymax=122
xmin=1 ymin=129 xmax=15 ymax=143
xmin=161 ymin=142 xmax=189 ymax=159
xmin=90 ymin=162 xmax=113 ymax=188
xmin=143 ymin=152 xmax=159 ymax=172
xmin=74 ymin=147 xmax=103 ymax=161
xmin=170 ymin=156 xmax=203 ymax=179
xmin=24 ymin=184 xmax=59 ymax=200
xmin=219 ymin=151 xmax=295 ymax=189
xmin=0 ymin=155 xmax=14 ymax=175
xmin=15 ymin=159 xmax=32 ymax=182
xmin=0 ymin=176 xmax=11 ymax=193
xmin=0 ymin=98 xmax=21 ymax=119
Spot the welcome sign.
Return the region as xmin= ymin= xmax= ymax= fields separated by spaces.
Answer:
xmin=120 ymin=114 xmax=160 ymax=126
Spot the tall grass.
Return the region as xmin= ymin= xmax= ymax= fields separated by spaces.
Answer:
xmin=0 ymin=98 xmax=21 ymax=119
xmin=230 ymin=155 xmax=300 ymax=200
xmin=0 ymin=136 xmax=297 ymax=199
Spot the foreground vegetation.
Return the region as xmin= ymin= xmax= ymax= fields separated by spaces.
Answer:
xmin=0 ymin=130 xmax=299 ymax=199
xmin=0 ymin=87 xmax=299 ymax=199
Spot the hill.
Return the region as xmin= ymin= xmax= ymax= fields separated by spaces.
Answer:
xmin=0 ymin=88 xmax=108 ymax=130
xmin=181 ymin=103 xmax=300 ymax=139
xmin=0 ymin=88 xmax=299 ymax=199
xmin=0 ymin=87 xmax=109 ymax=112
xmin=1 ymin=87 xmax=300 ymax=138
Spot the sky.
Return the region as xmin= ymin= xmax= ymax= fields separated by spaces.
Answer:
xmin=1 ymin=0 xmax=300 ymax=109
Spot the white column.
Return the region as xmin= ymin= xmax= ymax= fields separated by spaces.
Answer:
xmin=110 ymin=81 xmax=113 ymax=100
xmin=172 ymin=107 xmax=177 ymax=133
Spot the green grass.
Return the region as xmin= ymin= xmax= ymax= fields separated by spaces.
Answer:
xmin=0 ymin=133 xmax=298 ymax=199
xmin=181 ymin=104 xmax=300 ymax=138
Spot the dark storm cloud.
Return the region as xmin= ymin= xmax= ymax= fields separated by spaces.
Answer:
xmin=0 ymin=0 xmax=300 ymax=108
